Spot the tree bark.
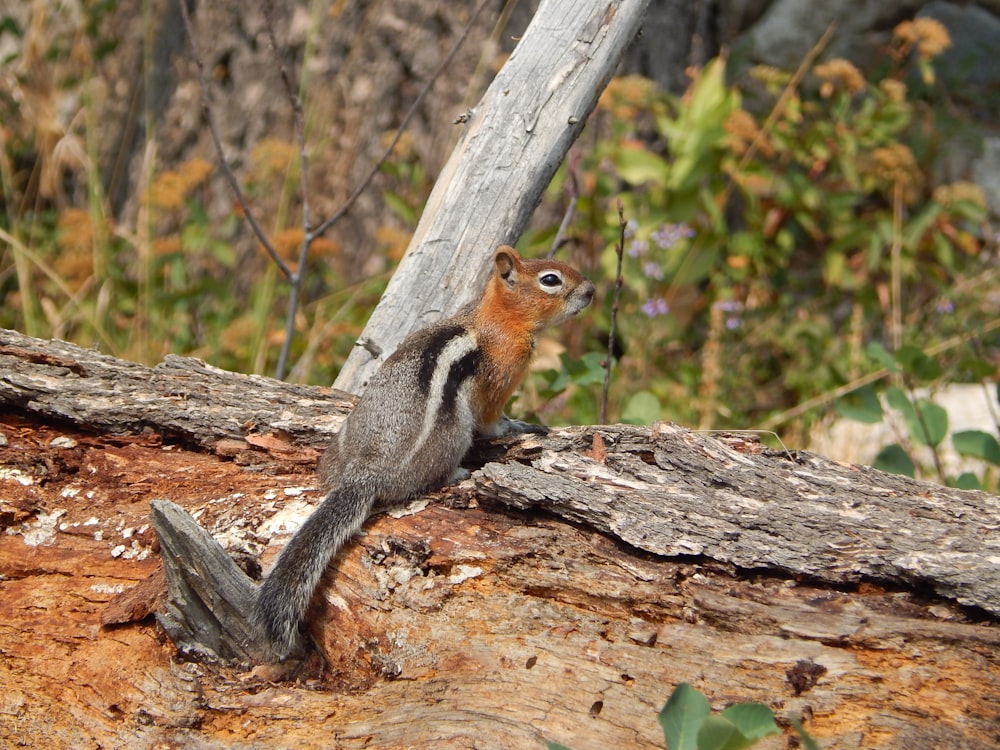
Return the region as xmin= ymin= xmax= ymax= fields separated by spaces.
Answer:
xmin=3 ymin=327 xmax=1000 ymax=748
xmin=333 ymin=0 xmax=651 ymax=394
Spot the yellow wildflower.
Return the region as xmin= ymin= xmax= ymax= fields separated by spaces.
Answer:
xmin=813 ymin=58 xmax=866 ymax=96
xmin=178 ymin=157 xmax=213 ymax=188
xmin=724 ymin=108 xmax=774 ymax=158
xmin=894 ymin=18 xmax=951 ymax=60
xmin=375 ymin=225 xmax=410 ymax=261
xmin=56 ymin=208 xmax=95 ymax=253
xmin=251 ymin=137 xmax=298 ymax=177
xmin=879 ymin=79 xmax=907 ymax=103
xmin=382 ymin=130 xmax=416 ymax=159
xmin=273 ymin=227 xmax=305 ymax=264
xmin=152 ymin=236 xmax=182 ymax=256
xmin=597 ymin=75 xmax=657 ymax=120
xmin=867 ymin=143 xmax=922 ymax=202
xmin=146 ymin=158 xmax=213 ymax=211
xmin=932 ymin=182 xmax=986 ymax=209
xmin=147 ymin=170 xmax=186 ymax=210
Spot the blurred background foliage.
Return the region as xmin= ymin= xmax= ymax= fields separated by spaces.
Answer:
xmin=1 ymin=3 xmax=998 ymax=489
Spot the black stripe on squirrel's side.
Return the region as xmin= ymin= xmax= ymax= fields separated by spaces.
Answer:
xmin=416 ymin=324 xmax=467 ymax=396
xmin=440 ymin=347 xmax=482 ymax=419
xmin=252 ymin=246 xmax=594 ymax=661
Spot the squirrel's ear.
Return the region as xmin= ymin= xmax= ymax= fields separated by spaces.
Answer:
xmin=494 ymin=246 xmax=519 ymax=288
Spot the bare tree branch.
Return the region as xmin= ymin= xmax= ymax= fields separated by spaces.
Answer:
xmin=601 ymin=200 xmax=625 ymax=424
xmin=177 ymin=0 xmax=291 ymax=281
xmin=261 ymin=0 xmax=315 ymax=380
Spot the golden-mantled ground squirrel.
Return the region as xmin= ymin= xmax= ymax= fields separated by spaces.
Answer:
xmin=255 ymin=246 xmax=595 ymax=659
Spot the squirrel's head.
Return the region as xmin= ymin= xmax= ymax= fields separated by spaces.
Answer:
xmin=490 ymin=246 xmax=595 ymax=329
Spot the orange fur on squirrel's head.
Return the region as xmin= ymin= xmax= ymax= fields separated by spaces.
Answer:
xmin=470 ymin=246 xmax=594 ymax=426
xmin=483 ymin=246 xmax=594 ymax=332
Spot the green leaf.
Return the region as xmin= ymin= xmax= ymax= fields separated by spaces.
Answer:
xmin=873 ymin=443 xmax=915 ymax=477
xmin=866 ymin=341 xmax=898 ymax=373
xmin=902 ymin=202 xmax=942 ymax=247
xmin=719 ymin=703 xmax=780 ymax=742
xmin=545 ymin=743 xmax=571 ymax=750
xmin=696 ymin=715 xmax=752 ymax=750
xmin=622 ymin=390 xmax=662 ymax=425
xmin=893 ymin=345 xmax=942 ymax=382
xmin=659 ymin=683 xmax=710 ymax=750
xmin=572 ymin=352 xmax=610 ymax=386
xmin=908 ymin=399 xmax=948 ymax=447
xmin=547 ymin=352 xmax=607 ymax=393
xmin=789 ymin=718 xmax=821 ymax=750
xmin=383 ymin=191 xmax=417 ymax=224
xmin=665 ymin=242 xmax=720 ymax=286
xmin=949 ymin=472 xmax=982 ymax=491
xmin=885 ymin=386 xmax=914 ymax=418
xmin=613 ymin=147 xmax=670 ymax=186
xmin=952 ymin=430 xmax=1000 ymax=466
xmin=886 ymin=387 xmax=948 ymax=447
xmin=836 ymin=385 xmax=883 ymax=424
xmin=957 ymin=354 xmax=995 ymax=380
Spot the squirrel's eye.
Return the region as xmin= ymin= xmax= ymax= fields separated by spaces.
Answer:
xmin=539 ymin=272 xmax=563 ymax=288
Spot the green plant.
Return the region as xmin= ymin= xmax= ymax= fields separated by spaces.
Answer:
xmin=527 ymin=18 xmax=997 ymax=464
xmin=838 ymin=342 xmax=1000 ymax=491
xmin=546 ymin=683 xmax=818 ymax=750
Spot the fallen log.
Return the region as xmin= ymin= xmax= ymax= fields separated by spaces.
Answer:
xmin=3 ymin=327 xmax=1000 ymax=747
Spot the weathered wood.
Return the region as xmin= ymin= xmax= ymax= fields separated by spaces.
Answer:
xmin=259 ymin=501 xmax=1000 ymax=749
xmin=478 ymin=424 xmax=1000 ymax=616
xmin=0 ymin=328 xmax=354 ymax=450
xmin=333 ymin=0 xmax=651 ymax=393
xmin=149 ymin=499 xmax=264 ymax=663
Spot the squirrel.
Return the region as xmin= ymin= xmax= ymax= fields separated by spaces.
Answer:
xmin=254 ymin=245 xmax=595 ymax=659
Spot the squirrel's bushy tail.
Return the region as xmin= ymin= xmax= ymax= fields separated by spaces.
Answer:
xmin=255 ymin=482 xmax=373 ymax=659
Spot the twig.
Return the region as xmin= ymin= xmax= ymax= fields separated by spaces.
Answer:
xmin=177 ymin=0 xmax=290 ymax=281
xmin=718 ymin=22 xmax=837 ymax=209
xmin=548 ymin=147 xmax=580 ymax=258
xmin=261 ymin=0 xmax=313 ymax=379
xmin=905 ymin=381 xmax=947 ymax=482
xmin=600 ymin=200 xmax=625 ymax=425
xmin=695 ymin=429 xmax=795 ymax=463
xmin=889 ymin=180 xmax=903 ymax=355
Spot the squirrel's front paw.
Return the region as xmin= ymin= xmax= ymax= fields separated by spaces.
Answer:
xmin=483 ymin=414 xmax=549 ymax=438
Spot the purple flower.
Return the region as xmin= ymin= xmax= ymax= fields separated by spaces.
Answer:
xmin=627 ymin=238 xmax=648 ymax=258
xmin=642 ymin=297 xmax=669 ymax=317
xmin=624 ymin=218 xmax=639 ymax=239
xmin=713 ymin=299 xmax=743 ymax=329
xmin=643 ymin=261 xmax=665 ymax=280
xmin=713 ymin=299 xmax=744 ymax=313
xmin=651 ymin=223 xmax=694 ymax=250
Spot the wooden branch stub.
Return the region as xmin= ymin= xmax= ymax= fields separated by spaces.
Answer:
xmin=149 ymin=499 xmax=264 ymax=663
